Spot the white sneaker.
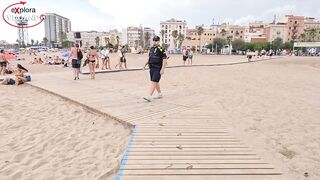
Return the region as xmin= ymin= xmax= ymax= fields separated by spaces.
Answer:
xmin=143 ymin=96 xmax=152 ymax=102
xmin=153 ymin=94 xmax=163 ymax=99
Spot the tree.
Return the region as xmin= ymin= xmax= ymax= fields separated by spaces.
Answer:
xmin=206 ymin=38 xmax=226 ymax=54
xmin=226 ymin=36 xmax=233 ymax=54
xmin=95 ymin=36 xmax=100 ymax=47
xmin=171 ymin=30 xmax=178 ymax=49
xmin=31 ymin=39 xmax=34 ymax=46
xmin=282 ymin=42 xmax=293 ymax=50
xmin=62 ymin=40 xmax=72 ymax=48
xmin=144 ymin=32 xmax=151 ymax=50
xmin=254 ymin=42 xmax=270 ymax=51
xmin=300 ymin=33 xmax=306 ymax=42
xmin=220 ymin=29 xmax=227 ymax=37
xmin=197 ymin=26 xmax=204 ymax=52
xmin=308 ymin=28 xmax=317 ymax=42
xmin=232 ymin=39 xmax=246 ymax=51
xmin=43 ymin=37 xmax=48 ymax=47
xmin=59 ymin=32 xmax=67 ymax=43
xmin=160 ymin=30 xmax=165 ymax=45
xmin=104 ymin=37 xmax=110 ymax=46
xmin=245 ymin=43 xmax=255 ymax=51
xmin=35 ymin=40 xmax=39 ymax=46
xmin=177 ymin=33 xmax=185 ymax=49
xmin=116 ymin=36 xmax=120 ymax=47
xmin=272 ymin=37 xmax=283 ymax=50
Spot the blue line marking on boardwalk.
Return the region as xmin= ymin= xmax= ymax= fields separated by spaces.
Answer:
xmin=115 ymin=126 xmax=137 ymax=180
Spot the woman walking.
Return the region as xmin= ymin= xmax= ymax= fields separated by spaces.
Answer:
xmin=87 ymin=46 xmax=99 ymax=79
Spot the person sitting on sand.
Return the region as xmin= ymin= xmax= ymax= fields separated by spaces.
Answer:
xmin=0 ymin=49 xmax=9 ymax=75
xmin=1 ymin=64 xmax=29 ymax=85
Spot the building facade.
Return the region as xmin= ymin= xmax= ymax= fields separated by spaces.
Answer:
xmin=182 ymin=27 xmax=216 ymax=51
xmin=44 ymin=13 xmax=71 ymax=45
xmin=265 ymin=24 xmax=288 ymax=43
xmin=143 ymin=27 xmax=155 ymax=49
xmin=125 ymin=26 xmax=143 ymax=49
xmin=67 ymin=30 xmax=122 ymax=48
xmin=160 ymin=18 xmax=187 ymax=50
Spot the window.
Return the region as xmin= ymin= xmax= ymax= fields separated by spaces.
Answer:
xmin=295 ymin=21 xmax=297 ymax=24
xmin=204 ymin=33 xmax=207 ymax=36
xmin=231 ymin=31 xmax=233 ymax=33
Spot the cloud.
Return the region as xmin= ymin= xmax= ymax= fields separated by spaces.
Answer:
xmin=88 ymin=0 xmax=193 ymax=28
xmin=234 ymin=16 xmax=257 ymax=25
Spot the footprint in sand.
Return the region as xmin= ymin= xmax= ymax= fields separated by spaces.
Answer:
xmin=11 ymin=171 xmax=23 ymax=179
xmin=13 ymin=153 xmax=27 ymax=162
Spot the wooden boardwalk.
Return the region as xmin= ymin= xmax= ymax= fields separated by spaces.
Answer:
xmin=28 ymin=71 xmax=285 ymax=180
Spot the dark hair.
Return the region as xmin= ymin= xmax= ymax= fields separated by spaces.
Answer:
xmin=0 ymin=50 xmax=4 ymax=53
xmin=76 ymin=44 xmax=80 ymax=48
xmin=17 ymin=64 xmax=28 ymax=72
xmin=90 ymin=46 xmax=95 ymax=50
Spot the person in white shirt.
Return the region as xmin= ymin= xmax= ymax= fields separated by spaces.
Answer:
xmin=100 ymin=47 xmax=111 ymax=70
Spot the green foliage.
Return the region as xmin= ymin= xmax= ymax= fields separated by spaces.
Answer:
xmin=62 ymin=40 xmax=73 ymax=48
xmin=206 ymin=38 xmax=227 ymax=52
xmin=232 ymin=39 xmax=246 ymax=51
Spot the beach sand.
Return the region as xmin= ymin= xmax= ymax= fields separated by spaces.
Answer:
xmin=0 ymin=86 xmax=131 ymax=180
xmin=1 ymin=53 xmax=320 ymax=179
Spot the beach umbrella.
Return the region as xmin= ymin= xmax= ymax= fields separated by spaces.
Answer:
xmin=3 ymin=54 xmax=16 ymax=60
xmin=62 ymin=51 xmax=70 ymax=57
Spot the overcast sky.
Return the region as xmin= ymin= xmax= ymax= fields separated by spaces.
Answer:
xmin=1 ymin=0 xmax=320 ymax=43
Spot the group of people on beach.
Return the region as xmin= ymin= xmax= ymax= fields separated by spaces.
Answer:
xmin=0 ymin=49 xmax=31 ymax=86
xmin=182 ymin=48 xmax=194 ymax=65
xmin=68 ymin=43 xmax=128 ymax=80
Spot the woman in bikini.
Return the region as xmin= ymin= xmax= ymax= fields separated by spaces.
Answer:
xmin=87 ymin=46 xmax=99 ymax=79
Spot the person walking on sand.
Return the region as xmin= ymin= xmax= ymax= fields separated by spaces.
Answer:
xmin=187 ymin=49 xmax=193 ymax=65
xmin=143 ymin=36 xmax=167 ymax=102
xmin=101 ymin=47 xmax=111 ymax=70
xmin=120 ymin=46 xmax=128 ymax=69
xmin=182 ymin=48 xmax=188 ymax=65
xmin=115 ymin=48 xmax=122 ymax=70
xmin=69 ymin=43 xmax=83 ymax=80
xmin=87 ymin=46 xmax=99 ymax=79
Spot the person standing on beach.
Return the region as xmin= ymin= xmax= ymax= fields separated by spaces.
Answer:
xmin=87 ymin=46 xmax=99 ymax=79
xmin=182 ymin=48 xmax=188 ymax=65
xmin=143 ymin=36 xmax=167 ymax=102
xmin=115 ymin=48 xmax=122 ymax=70
xmin=69 ymin=43 xmax=82 ymax=80
xmin=101 ymin=47 xmax=111 ymax=70
xmin=120 ymin=46 xmax=128 ymax=69
xmin=187 ymin=49 xmax=193 ymax=65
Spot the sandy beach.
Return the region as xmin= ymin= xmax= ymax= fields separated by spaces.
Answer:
xmin=1 ymin=53 xmax=320 ymax=179
xmin=0 ymin=85 xmax=131 ymax=180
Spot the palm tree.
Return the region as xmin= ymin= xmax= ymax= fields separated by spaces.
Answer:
xmin=308 ymin=28 xmax=317 ymax=42
xmin=43 ymin=37 xmax=48 ymax=47
xmin=104 ymin=37 xmax=110 ymax=47
xmin=31 ymin=39 xmax=34 ymax=46
xmin=144 ymin=32 xmax=151 ymax=50
xmin=300 ymin=33 xmax=306 ymax=42
xmin=177 ymin=33 xmax=185 ymax=49
xmin=95 ymin=36 xmax=100 ymax=47
xmin=197 ymin=26 xmax=204 ymax=52
xmin=172 ymin=30 xmax=178 ymax=49
xmin=35 ymin=40 xmax=39 ymax=46
xmin=116 ymin=36 xmax=120 ymax=46
xmin=160 ymin=30 xmax=165 ymax=44
xmin=220 ymin=29 xmax=227 ymax=37
xmin=226 ymin=35 xmax=233 ymax=55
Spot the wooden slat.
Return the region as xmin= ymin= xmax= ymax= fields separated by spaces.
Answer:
xmin=121 ymin=169 xmax=282 ymax=175
xmin=125 ymin=156 xmax=260 ymax=160
xmin=122 ymin=164 xmax=274 ymax=170
xmin=124 ymin=159 xmax=269 ymax=165
xmin=121 ymin=175 xmax=284 ymax=180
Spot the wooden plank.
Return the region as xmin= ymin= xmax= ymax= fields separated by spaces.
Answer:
xmin=122 ymin=164 xmax=274 ymax=170
xmin=125 ymin=156 xmax=260 ymax=160
xmin=132 ymin=142 xmax=243 ymax=145
xmin=129 ymin=148 xmax=252 ymax=152
xmin=131 ymin=145 xmax=249 ymax=148
xmin=127 ymin=152 xmax=256 ymax=156
xmin=133 ymin=139 xmax=240 ymax=143
xmin=121 ymin=169 xmax=282 ymax=175
xmin=121 ymin=175 xmax=284 ymax=180
xmin=124 ymin=159 xmax=269 ymax=165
